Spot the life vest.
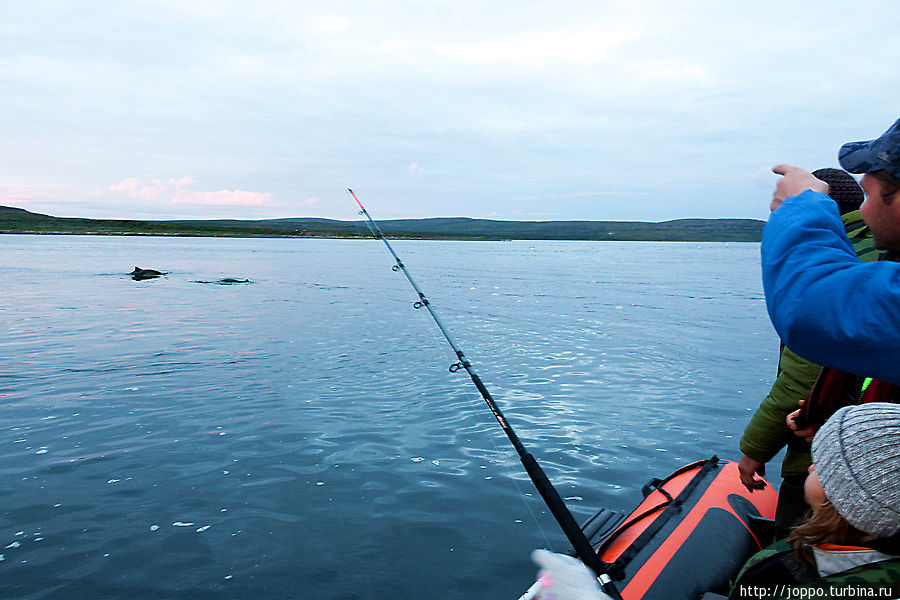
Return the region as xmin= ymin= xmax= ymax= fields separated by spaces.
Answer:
xmin=800 ymin=367 xmax=900 ymax=428
xmin=729 ymin=539 xmax=900 ymax=599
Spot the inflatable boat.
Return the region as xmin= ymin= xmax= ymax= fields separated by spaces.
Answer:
xmin=523 ymin=456 xmax=778 ymax=600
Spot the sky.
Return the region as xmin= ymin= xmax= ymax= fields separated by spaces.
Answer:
xmin=1 ymin=1 xmax=899 ymax=222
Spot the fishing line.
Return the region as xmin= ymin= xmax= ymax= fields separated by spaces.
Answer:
xmin=426 ymin=292 xmax=559 ymax=551
xmin=350 ymin=204 xmax=551 ymax=543
xmin=437 ymin=324 xmax=555 ymax=552
xmin=349 ymin=189 xmax=623 ymax=599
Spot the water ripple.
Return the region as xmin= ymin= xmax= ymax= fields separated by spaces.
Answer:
xmin=0 ymin=236 xmax=775 ymax=599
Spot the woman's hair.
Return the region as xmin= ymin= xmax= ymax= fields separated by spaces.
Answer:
xmin=788 ymin=500 xmax=875 ymax=563
xmin=872 ymin=169 xmax=900 ymax=203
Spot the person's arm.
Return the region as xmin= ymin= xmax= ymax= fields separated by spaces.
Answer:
xmin=738 ymin=347 xmax=819 ymax=489
xmin=762 ymin=191 xmax=900 ymax=384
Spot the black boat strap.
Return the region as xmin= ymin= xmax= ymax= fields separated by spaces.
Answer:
xmin=597 ymin=456 xmax=719 ymax=580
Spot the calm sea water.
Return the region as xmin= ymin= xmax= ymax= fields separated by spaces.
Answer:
xmin=0 ymin=234 xmax=777 ymax=599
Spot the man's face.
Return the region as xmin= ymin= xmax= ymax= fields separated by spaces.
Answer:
xmin=860 ymin=173 xmax=900 ymax=251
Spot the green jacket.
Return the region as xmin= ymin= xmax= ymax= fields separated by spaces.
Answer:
xmin=740 ymin=211 xmax=877 ymax=478
xmin=729 ymin=539 xmax=900 ymax=599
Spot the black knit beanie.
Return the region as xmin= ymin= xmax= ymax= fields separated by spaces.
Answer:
xmin=812 ymin=168 xmax=864 ymax=215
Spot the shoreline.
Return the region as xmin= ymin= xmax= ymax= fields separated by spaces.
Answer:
xmin=0 ymin=206 xmax=766 ymax=242
xmin=0 ymin=230 xmax=760 ymax=242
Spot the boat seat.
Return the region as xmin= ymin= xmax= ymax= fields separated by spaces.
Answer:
xmin=581 ymin=507 xmax=626 ymax=546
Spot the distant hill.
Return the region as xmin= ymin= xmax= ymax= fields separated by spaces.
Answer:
xmin=0 ymin=205 xmax=46 ymax=218
xmin=0 ymin=206 xmax=310 ymax=238
xmin=0 ymin=205 xmax=765 ymax=241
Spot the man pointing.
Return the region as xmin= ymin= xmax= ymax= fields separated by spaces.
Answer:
xmin=764 ymin=118 xmax=900 ymax=384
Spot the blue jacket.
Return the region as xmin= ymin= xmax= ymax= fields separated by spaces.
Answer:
xmin=761 ymin=190 xmax=900 ymax=385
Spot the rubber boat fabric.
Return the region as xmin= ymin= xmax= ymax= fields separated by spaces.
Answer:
xmin=582 ymin=456 xmax=777 ymax=600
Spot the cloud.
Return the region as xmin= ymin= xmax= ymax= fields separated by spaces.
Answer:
xmin=110 ymin=177 xmax=272 ymax=207
xmin=109 ymin=178 xmax=166 ymax=201
xmin=3 ymin=2 xmax=899 ymax=222
xmin=168 ymin=176 xmax=195 ymax=187
xmin=0 ymin=183 xmax=70 ymax=206
xmin=0 ymin=184 xmax=38 ymax=204
xmin=632 ymin=59 xmax=709 ymax=84
xmin=317 ymin=15 xmax=350 ymax=34
xmin=436 ymin=28 xmax=639 ymax=67
xmin=172 ymin=189 xmax=271 ymax=207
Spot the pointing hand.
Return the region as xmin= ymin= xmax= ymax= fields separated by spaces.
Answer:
xmin=771 ymin=164 xmax=829 ymax=211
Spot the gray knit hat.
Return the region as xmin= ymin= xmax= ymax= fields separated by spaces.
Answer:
xmin=811 ymin=403 xmax=900 ymax=538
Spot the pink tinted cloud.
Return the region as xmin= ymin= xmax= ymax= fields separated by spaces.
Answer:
xmin=172 ymin=189 xmax=271 ymax=206
xmin=0 ymin=184 xmax=36 ymax=204
xmin=0 ymin=184 xmax=70 ymax=205
xmin=110 ymin=177 xmax=271 ymax=207
xmin=168 ymin=176 xmax=194 ymax=187
xmin=109 ymin=178 xmax=166 ymax=201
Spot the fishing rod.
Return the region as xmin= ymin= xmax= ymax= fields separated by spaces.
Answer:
xmin=348 ymin=189 xmax=622 ymax=599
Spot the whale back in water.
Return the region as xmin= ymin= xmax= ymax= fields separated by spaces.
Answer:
xmin=194 ymin=277 xmax=251 ymax=285
xmin=130 ymin=266 xmax=165 ymax=280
